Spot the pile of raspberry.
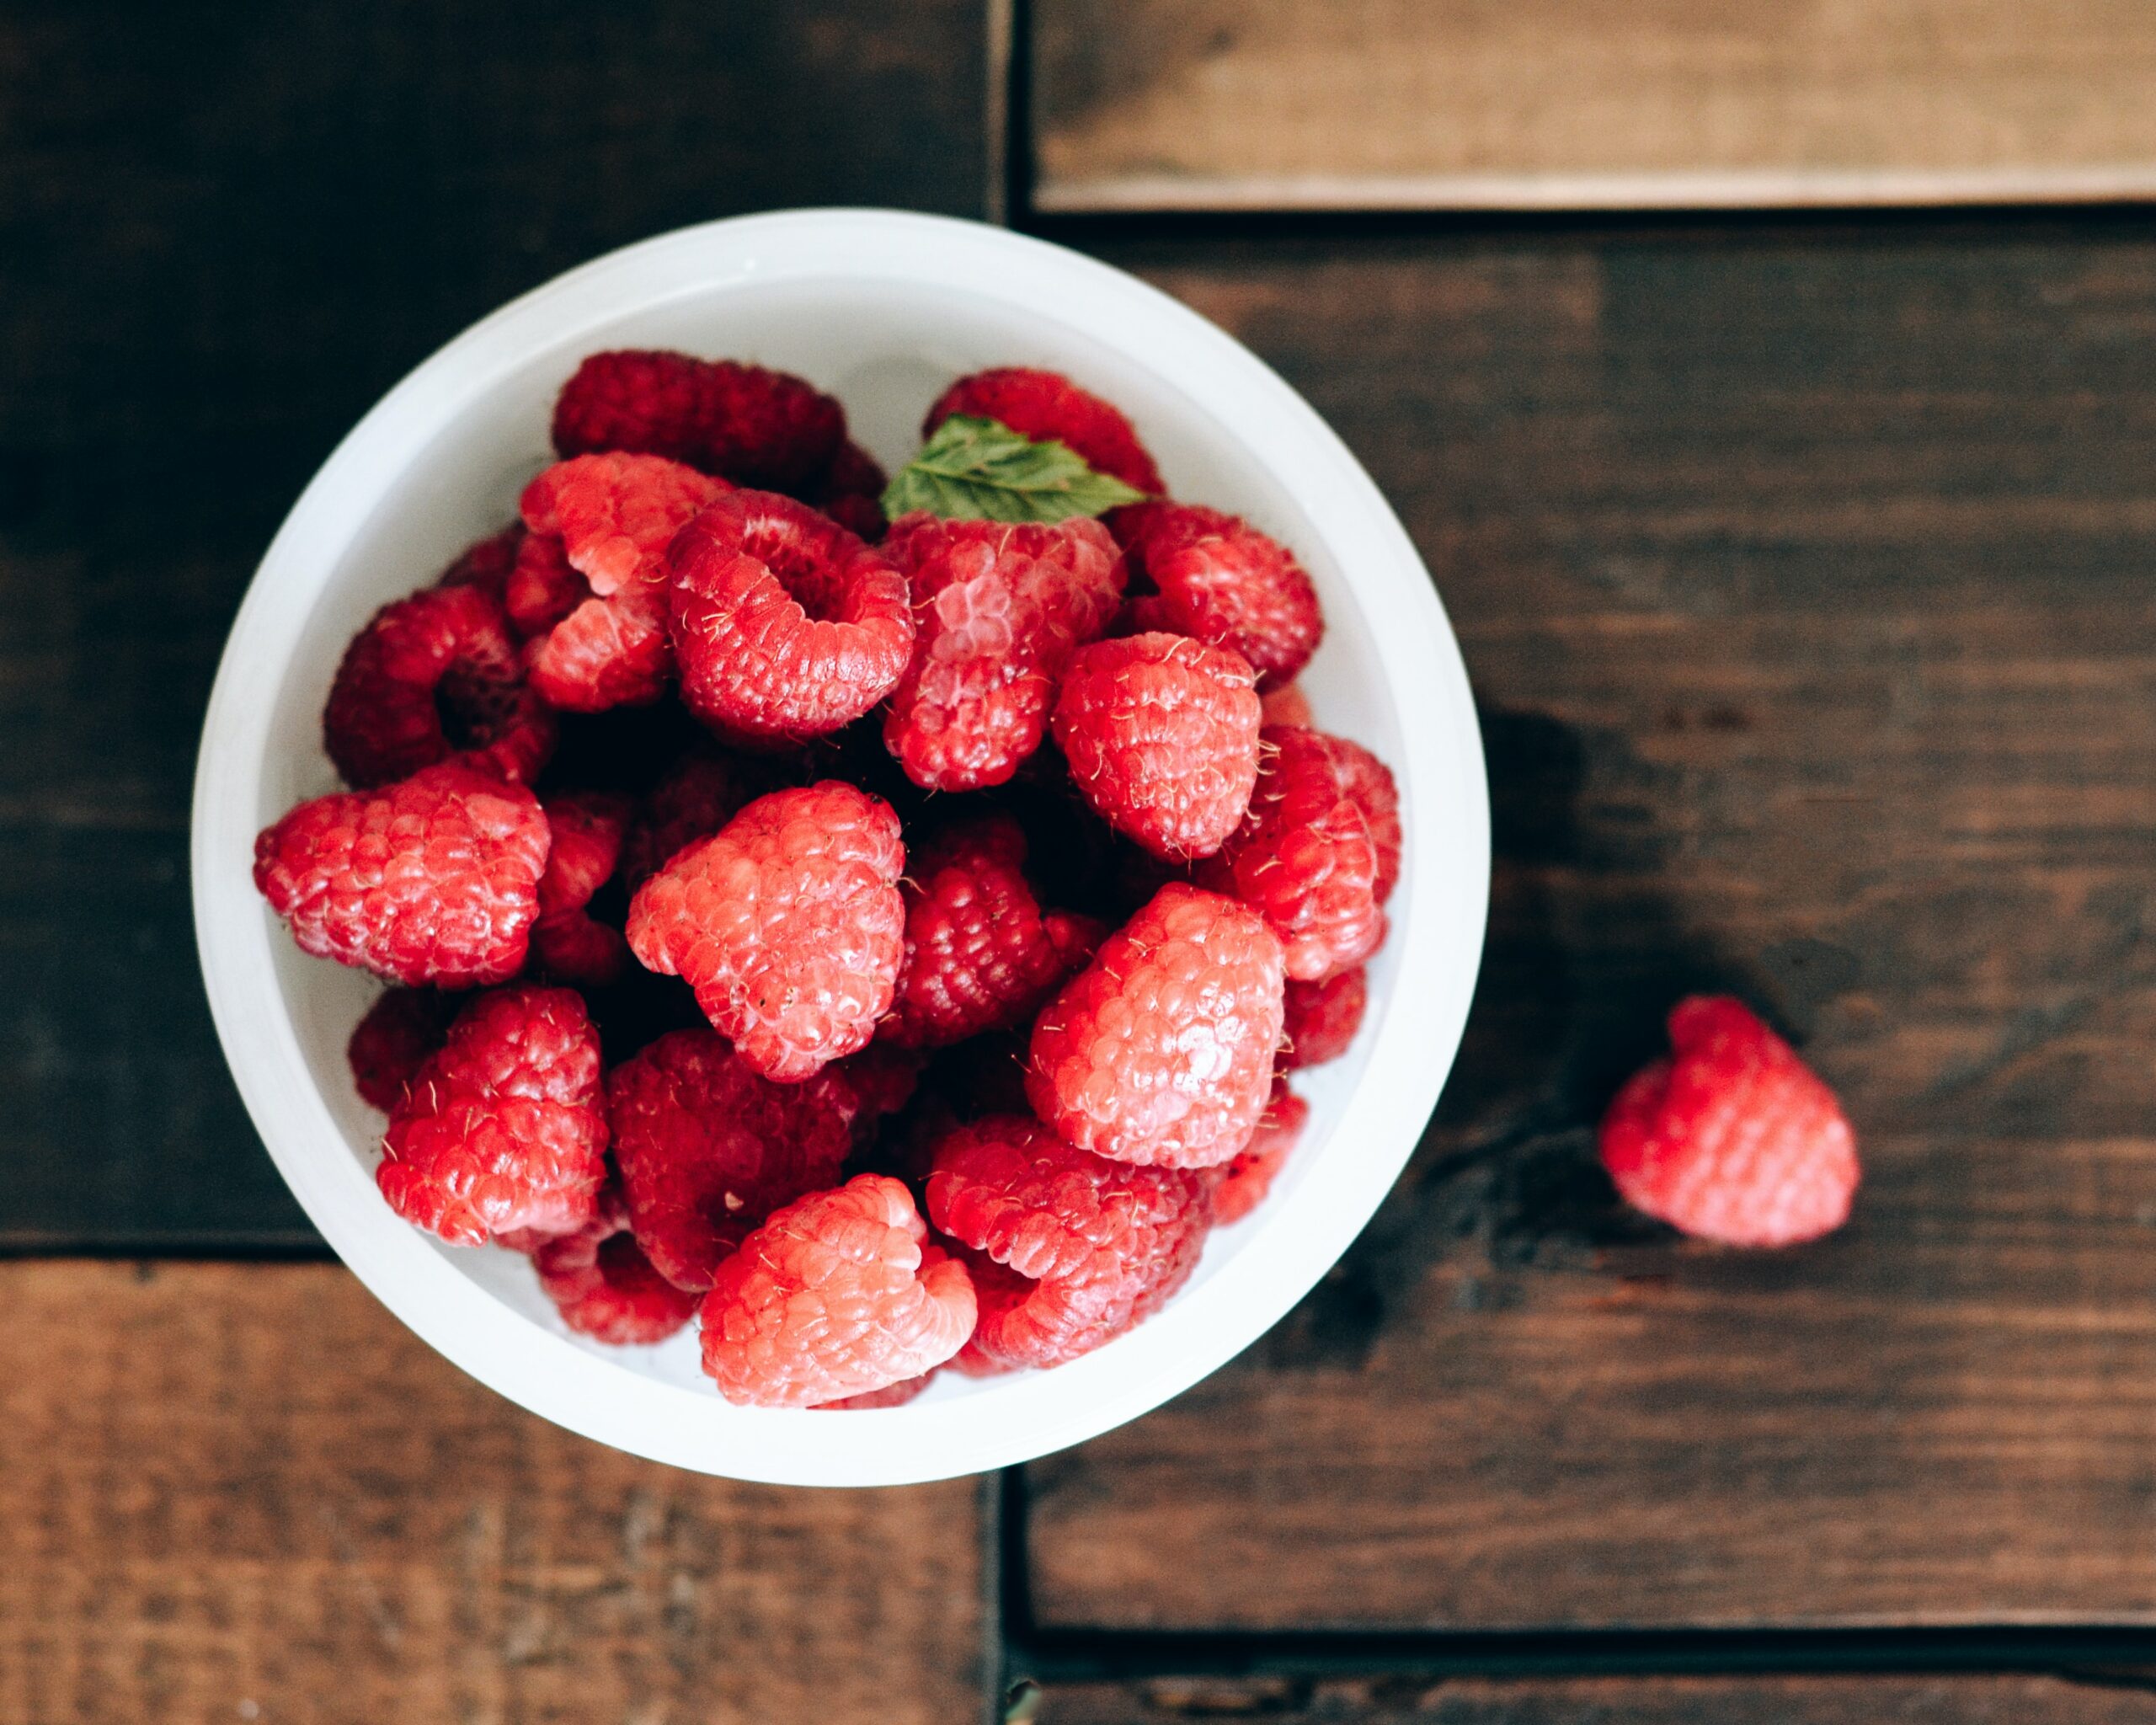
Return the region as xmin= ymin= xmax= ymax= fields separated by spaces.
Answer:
xmin=254 ymin=355 xmax=1403 ymax=1409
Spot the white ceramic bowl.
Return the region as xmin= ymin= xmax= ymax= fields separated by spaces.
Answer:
xmin=191 ymin=209 xmax=1488 ymax=1486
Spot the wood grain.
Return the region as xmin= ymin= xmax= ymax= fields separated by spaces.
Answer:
xmin=0 ymin=1261 xmax=988 ymax=1724
xmin=1023 ymin=227 xmax=2156 ymax=1631
xmin=1031 ymin=0 xmax=2156 ymax=211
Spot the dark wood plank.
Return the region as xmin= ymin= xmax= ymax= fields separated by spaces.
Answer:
xmin=1023 ymin=225 xmax=2156 ymax=1630
xmin=0 ymin=1261 xmax=988 ymax=1723
xmin=0 ymin=0 xmax=992 ymax=1247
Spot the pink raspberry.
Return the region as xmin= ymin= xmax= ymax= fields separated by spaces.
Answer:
xmin=346 ymin=987 xmax=453 ymax=1112
xmin=814 ymin=1372 xmax=937 ymax=1410
xmin=618 ymin=749 xmax=767 ymax=891
xmin=881 ymin=514 xmax=1126 ymax=792
xmin=699 ymin=1174 xmax=976 ymax=1407
xmin=626 ymin=782 xmax=906 ymax=1081
xmin=376 ymin=985 xmax=607 ymax=1246
xmin=925 ymin=366 xmax=1163 ymax=495
xmin=1209 ymin=1077 xmax=1308 ymax=1225
xmin=1326 ymin=732 xmax=1402 ymax=903
xmin=1051 ymin=633 xmax=1262 ymax=860
xmin=1027 ymin=883 xmax=1285 ymax=1168
xmin=949 ymin=1220 xmax=1205 ymax=1371
xmin=1279 ymin=966 xmax=1367 ymax=1069
xmin=253 ymin=764 xmax=551 ymax=987
xmin=552 ymin=349 xmax=846 ymax=490
xmin=1107 ymin=501 xmax=1321 ymax=689
xmin=667 ymin=490 xmax=914 ymax=741
xmin=529 ymin=1187 xmax=697 ymax=1345
xmin=531 ymin=793 xmax=632 ymax=985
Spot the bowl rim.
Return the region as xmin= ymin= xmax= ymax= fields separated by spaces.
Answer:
xmin=191 ymin=207 xmax=1489 ymax=1485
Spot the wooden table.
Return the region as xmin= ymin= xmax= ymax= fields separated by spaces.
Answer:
xmin=8 ymin=5 xmax=2156 ymax=1719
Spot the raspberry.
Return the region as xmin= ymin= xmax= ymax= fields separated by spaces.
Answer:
xmin=504 ymin=530 xmax=585 ymax=638
xmin=1027 ymin=883 xmax=1285 ymax=1168
xmin=1600 ymin=996 xmax=1860 ymax=1247
xmin=1198 ymin=725 xmax=1385 ymax=982
xmin=608 ymin=1027 xmax=863 ymax=1290
xmin=879 ymin=815 xmax=1098 ymax=1049
xmin=1279 ymin=966 xmax=1367 ymax=1069
xmin=1051 ymin=633 xmax=1262 ymax=861
xmin=531 ymin=792 xmax=632 ymax=985
xmin=832 ymin=1041 xmax=926 ymax=1138
xmin=376 ymin=984 xmax=607 ymax=1246
xmin=619 ymin=749 xmax=766 ymax=890
xmin=1259 ymin=681 xmax=1313 ymax=729
xmin=435 ymin=523 xmax=526 ymax=601
xmin=699 ymin=1174 xmax=976 ymax=1407
xmin=530 ymin=1188 xmax=697 ymax=1345
xmin=323 ymin=583 xmax=557 ymax=788
xmin=552 ymin=349 xmax=847 ymax=490
xmin=1326 ymin=734 xmax=1402 ymax=903
xmin=1107 ymin=502 xmax=1321 ymax=689
xmin=925 ymin=367 xmax=1163 ymax=495
xmin=347 ymin=986 xmax=453 ymax=1111
xmin=951 ymin=1219 xmax=1206 ymax=1371
xmin=668 ymin=490 xmax=915 ymax=741
xmin=814 ymin=1373 xmax=937 ymax=1410
xmin=1210 ymin=1077 xmax=1308 ymax=1225
xmin=811 ymin=440 xmax=889 ymax=542
xmin=253 ymin=764 xmax=550 ymax=987
xmin=881 ymin=514 xmax=1126 ymax=792
xmin=627 ymin=782 xmax=906 ymax=1081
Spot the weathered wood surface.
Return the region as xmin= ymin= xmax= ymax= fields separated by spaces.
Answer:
xmin=1022 ymin=227 xmax=2156 ymax=1631
xmin=0 ymin=0 xmax=990 ymax=1248
xmin=0 ymin=1261 xmax=988 ymax=1724
xmin=1032 ymin=0 xmax=2156 ymax=211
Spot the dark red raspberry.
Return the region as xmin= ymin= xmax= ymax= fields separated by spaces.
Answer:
xmin=1326 ymin=733 xmax=1402 ymax=903
xmin=814 ymin=1372 xmax=937 ymax=1409
xmin=552 ymin=350 xmax=846 ymax=490
xmin=699 ymin=1174 xmax=976 ymax=1407
xmin=323 ymin=583 xmax=556 ymax=788
xmin=880 ymin=815 xmax=1098 ymax=1049
xmin=504 ymin=530 xmax=585 ymax=639
xmin=925 ymin=367 xmax=1163 ymax=495
xmin=253 ymin=764 xmax=551 ymax=987
xmin=1259 ymin=681 xmax=1313 ymax=729
xmin=551 ymin=350 xmax=711 ymax=467
xmin=619 ymin=749 xmax=766 ymax=891
xmin=376 ymin=984 xmax=607 ymax=1246
xmin=1027 ymin=883 xmax=1285 ymax=1168
xmin=627 ymin=782 xmax=907 ymax=1081
xmin=1107 ymin=501 xmax=1321 ymax=689
xmin=1198 ymin=725 xmax=1385 ymax=982
xmin=832 ymin=1041 xmax=926 ymax=1140
xmin=811 ymin=440 xmax=889 ymax=542
xmin=881 ymin=514 xmax=1126 ymax=792
xmin=347 ymin=987 xmax=453 ymax=1112
xmin=1279 ymin=966 xmax=1367 ymax=1069
xmin=531 ymin=793 xmax=632 ymax=985
xmin=1210 ymin=1077 xmax=1308 ymax=1225
xmin=435 ymin=523 xmax=526 ymax=601
xmin=530 ymin=1187 xmax=697 ymax=1345
xmin=1601 ymin=996 xmax=1860 ymax=1247
xmin=607 ymin=1027 xmax=863 ymax=1291
xmin=1051 ymin=633 xmax=1262 ymax=860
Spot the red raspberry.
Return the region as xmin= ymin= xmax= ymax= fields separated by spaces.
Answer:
xmin=1107 ymin=502 xmax=1321 ymax=689
xmin=832 ymin=1041 xmax=926 ymax=1139
xmin=1198 ymin=725 xmax=1385 ymax=982
xmin=925 ymin=366 xmax=1163 ymax=495
xmin=626 ymin=782 xmax=906 ymax=1081
xmin=1600 ymin=996 xmax=1860 ymax=1247
xmin=531 ymin=793 xmax=632 ymax=985
xmin=1326 ymin=734 xmax=1402 ymax=903
xmin=811 ymin=441 xmax=889 ymax=542
xmin=699 ymin=1174 xmax=976 ymax=1407
xmin=619 ymin=750 xmax=766 ymax=890
xmin=1051 ymin=633 xmax=1262 ymax=861
xmin=253 ymin=764 xmax=551 ymax=987
xmin=952 ymin=1220 xmax=1206 ymax=1371
xmin=1027 ymin=883 xmax=1285 ymax=1168
xmin=607 ymin=1028 xmax=863 ymax=1290
xmin=1210 ymin=1076 xmax=1308 ymax=1225
xmin=552 ymin=350 xmax=846 ymax=490
xmin=322 ymin=583 xmax=556 ymax=788
xmin=881 ymin=514 xmax=1126 ymax=792
xmin=1259 ymin=681 xmax=1313 ymax=729
xmin=376 ymin=984 xmax=607 ymax=1246
xmin=1279 ymin=966 xmax=1367 ymax=1069
xmin=667 ymin=490 xmax=915 ymax=741
xmin=504 ymin=531 xmax=585 ymax=638
xmin=530 ymin=1187 xmax=697 ymax=1345
xmin=880 ymin=815 xmax=1098 ymax=1049
xmin=435 ymin=523 xmax=526 ymax=601
xmin=814 ymin=1372 xmax=937 ymax=1410
xmin=347 ymin=986 xmax=453 ymax=1112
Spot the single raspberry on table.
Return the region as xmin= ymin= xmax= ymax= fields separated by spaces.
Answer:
xmin=925 ymin=367 xmax=1164 ymax=495
xmin=347 ymin=986 xmax=454 ymax=1112
xmin=1107 ymin=501 xmax=1322 ymax=690
xmin=253 ymin=764 xmax=551 ymax=987
xmin=627 ymin=782 xmax=907 ymax=1081
xmin=810 ymin=440 xmax=889 ymax=542
xmin=879 ymin=513 xmax=1126 ymax=792
xmin=1051 ymin=632 xmax=1263 ymax=861
xmin=529 ymin=1186 xmax=698 ymax=1345
xmin=607 ymin=1027 xmax=863 ymax=1290
xmin=323 ymin=582 xmax=556 ymax=788
xmin=434 ymin=523 xmax=526 ymax=602
xmin=531 ymin=792 xmax=632 ymax=985
xmin=1600 ymin=996 xmax=1860 ymax=1247
xmin=667 ymin=490 xmax=915 ymax=741
xmin=618 ymin=749 xmax=768 ymax=891
xmin=1198 ymin=724 xmax=1385 ymax=982
xmin=376 ymin=984 xmax=608 ymax=1246
xmin=1027 ymin=883 xmax=1285 ymax=1169
xmin=699 ymin=1173 xmax=976 ymax=1407
xmin=1279 ymin=966 xmax=1367 ymax=1069
xmin=1209 ymin=1076 xmax=1308 ymax=1225
xmin=552 ymin=349 xmax=846 ymax=490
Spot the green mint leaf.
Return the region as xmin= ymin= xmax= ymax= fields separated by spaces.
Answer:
xmin=881 ymin=415 xmax=1148 ymax=524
